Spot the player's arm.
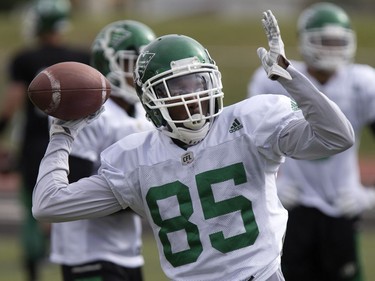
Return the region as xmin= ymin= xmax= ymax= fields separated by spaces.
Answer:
xmin=276 ymin=66 xmax=354 ymax=159
xmin=32 ymin=112 xmax=123 ymax=222
xmin=257 ymin=10 xmax=354 ymax=159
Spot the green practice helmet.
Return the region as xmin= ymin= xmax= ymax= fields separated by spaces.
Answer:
xmin=134 ymin=34 xmax=224 ymax=146
xmin=91 ymin=20 xmax=156 ymax=104
xmin=297 ymin=2 xmax=356 ymax=71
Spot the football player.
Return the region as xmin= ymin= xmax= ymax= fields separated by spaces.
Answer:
xmin=248 ymin=3 xmax=375 ymax=281
xmin=32 ymin=10 xmax=354 ymax=281
xmin=50 ymin=20 xmax=156 ymax=281
xmin=0 ymin=0 xmax=90 ymax=280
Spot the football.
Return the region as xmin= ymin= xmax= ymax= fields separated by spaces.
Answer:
xmin=28 ymin=61 xmax=111 ymax=121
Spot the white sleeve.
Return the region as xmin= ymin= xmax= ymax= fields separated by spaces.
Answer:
xmin=32 ymin=134 xmax=123 ymax=222
xmin=276 ymin=65 xmax=355 ymax=159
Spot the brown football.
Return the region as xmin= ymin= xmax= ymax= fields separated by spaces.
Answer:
xmin=28 ymin=61 xmax=111 ymax=121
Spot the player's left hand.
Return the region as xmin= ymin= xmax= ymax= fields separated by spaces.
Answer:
xmin=257 ymin=10 xmax=292 ymax=80
xmin=50 ymin=106 xmax=105 ymax=139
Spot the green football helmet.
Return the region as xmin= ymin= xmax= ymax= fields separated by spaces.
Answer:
xmin=91 ymin=20 xmax=156 ymax=104
xmin=134 ymin=34 xmax=224 ymax=145
xmin=297 ymin=2 xmax=356 ymax=71
xmin=25 ymin=0 xmax=71 ymax=37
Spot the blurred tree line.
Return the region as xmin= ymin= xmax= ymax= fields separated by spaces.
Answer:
xmin=0 ymin=0 xmax=28 ymax=11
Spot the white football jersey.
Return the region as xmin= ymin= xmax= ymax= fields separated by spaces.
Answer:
xmin=248 ymin=61 xmax=375 ymax=217
xmin=50 ymin=99 xmax=153 ymax=267
xmin=98 ymin=96 xmax=293 ymax=280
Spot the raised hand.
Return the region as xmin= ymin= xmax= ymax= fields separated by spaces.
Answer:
xmin=257 ymin=10 xmax=292 ymax=80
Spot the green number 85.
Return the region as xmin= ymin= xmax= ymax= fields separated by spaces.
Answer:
xmin=146 ymin=162 xmax=259 ymax=267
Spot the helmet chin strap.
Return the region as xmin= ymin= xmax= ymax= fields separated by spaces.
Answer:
xmin=183 ymin=114 xmax=206 ymax=130
xmin=162 ymin=120 xmax=210 ymax=146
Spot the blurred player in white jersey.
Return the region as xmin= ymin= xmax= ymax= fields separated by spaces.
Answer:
xmin=32 ymin=11 xmax=354 ymax=281
xmin=50 ymin=20 xmax=155 ymax=281
xmin=248 ymin=3 xmax=375 ymax=281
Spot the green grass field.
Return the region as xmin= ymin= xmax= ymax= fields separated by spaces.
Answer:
xmin=0 ymin=8 xmax=374 ymax=281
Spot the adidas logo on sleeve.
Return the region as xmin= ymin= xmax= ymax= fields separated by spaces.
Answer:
xmin=229 ymin=118 xmax=243 ymax=133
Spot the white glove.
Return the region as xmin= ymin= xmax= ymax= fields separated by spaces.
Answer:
xmin=257 ymin=10 xmax=292 ymax=81
xmin=335 ymin=186 xmax=375 ymax=218
xmin=49 ymin=107 xmax=105 ymax=139
xmin=277 ymin=183 xmax=300 ymax=210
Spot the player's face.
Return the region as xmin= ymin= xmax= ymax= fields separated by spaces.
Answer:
xmin=154 ymin=73 xmax=211 ymax=123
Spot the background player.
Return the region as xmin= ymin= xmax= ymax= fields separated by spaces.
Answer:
xmin=32 ymin=10 xmax=354 ymax=281
xmin=0 ymin=0 xmax=90 ymax=280
xmin=248 ymin=3 xmax=375 ymax=281
xmin=49 ymin=20 xmax=156 ymax=281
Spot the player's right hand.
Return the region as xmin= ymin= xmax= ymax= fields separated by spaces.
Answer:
xmin=50 ymin=106 xmax=104 ymax=139
xmin=257 ymin=10 xmax=292 ymax=81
